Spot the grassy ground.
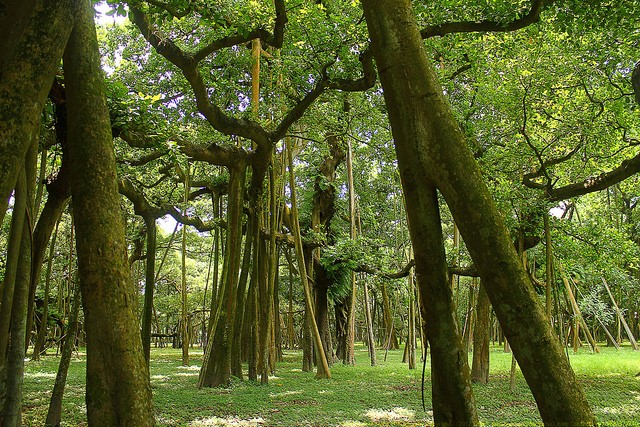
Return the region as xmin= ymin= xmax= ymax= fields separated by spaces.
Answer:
xmin=21 ymin=344 xmax=640 ymax=426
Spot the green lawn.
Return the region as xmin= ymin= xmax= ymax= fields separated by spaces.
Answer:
xmin=21 ymin=344 xmax=640 ymax=426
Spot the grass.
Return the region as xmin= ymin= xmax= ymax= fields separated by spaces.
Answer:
xmin=20 ymin=344 xmax=640 ymax=426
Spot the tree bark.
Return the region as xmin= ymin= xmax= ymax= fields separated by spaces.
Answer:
xmin=0 ymin=0 xmax=75 ymax=223
xmin=362 ymin=1 xmax=596 ymax=425
xmin=64 ymin=1 xmax=154 ymax=423
xmin=199 ymin=165 xmax=246 ymax=387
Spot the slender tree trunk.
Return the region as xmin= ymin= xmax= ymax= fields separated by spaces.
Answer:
xmin=45 ymin=283 xmax=80 ymax=427
xmin=471 ymin=281 xmax=491 ymax=384
xmin=344 ymin=140 xmax=357 ymax=365
xmin=231 ymin=213 xmax=253 ymax=379
xmin=141 ymin=215 xmax=157 ymax=365
xmin=64 ymin=1 xmax=154 ymax=422
xmin=362 ymin=278 xmax=377 ymax=366
xmin=544 ymin=214 xmax=553 ymax=321
xmin=259 ymin=165 xmax=279 ymax=382
xmin=406 ymin=274 xmax=416 ymax=370
xmin=0 ymin=170 xmax=27 ymax=372
xmin=181 ymin=163 xmax=190 ymax=366
xmin=33 ymin=213 xmax=63 ymax=359
xmin=1 ymin=146 xmax=35 ymax=426
xmin=362 ymin=1 xmax=596 ymax=424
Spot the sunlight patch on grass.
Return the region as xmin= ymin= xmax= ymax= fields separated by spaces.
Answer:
xmin=363 ymin=406 xmax=415 ymax=422
xmin=177 ymin=365 xmax=202 ymax=371
xmin=190 ymin=416 xmax=265 ymax=426
xmin=174 ymin=372 xmax=199 ymax=377
xmin=339 ymin=421 xmax=367 ymax=427
xmin=151 ymin=374 xmax=170 ymax=382
xmin=24 ymin=372 xmax=56 ymax=379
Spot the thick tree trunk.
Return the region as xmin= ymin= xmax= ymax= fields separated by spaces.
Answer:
xmin=362 ymin=1 xmax=596 ymax=425
xmin=471 ymin=281 xmax=491 ymax=384
xmin=0 ymin=0 xmax=75 ymax=223
xmin=315 ymin=264 xmax=335 ymax=364
xmin=64 ymin=1 xmax=154 ymax=423
xmin=199 ymin=165 xmax=246 ymax=387
xmin=334 ymin=296 xmax=349 ymax=361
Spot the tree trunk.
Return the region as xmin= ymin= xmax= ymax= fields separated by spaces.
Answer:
xmin=231 ymin=213 xmax=254 ymax=379
xmin=471 ymin=281 xmax=491 ymax=384
xmin=33 ymin=213 xmax=63 ymax=360
xmin=199 ymin=165 xmax=246 ymax=387
xmin=0 ymin=0 xmax=75 ymax=225
xmin=382 ymin=283 xmax=399 ymax=350
xmin=406 ymin=274 xmax=416 ymax=370
xmin=64 ymin=1 xmax=154 ymax=423
xmin=181 ymin=163 xmax=190 ymax=366
xmin=0 ymin=170 xmax=27 ymax=374
xmin=1 ymin=146 xmax=35 ymax=426
xmin=362 ymin=278 xmax=377 ymax=367
xmin=314 ymin=264 xmax=335 ymax=365
xmin=544 ymin=214 xmax=554 ymax=322
xmin=362 ymin=1 xmax=596 ymax=424
xmin=141 ymin=215 xmax=157 ymax=365
xmin=45 ymin=283 xmax=80 ymax=427
xmin=344 ymin=139 xmax=357 ymax=365
xmin=286 ymin=141 xmax=331 ymax=379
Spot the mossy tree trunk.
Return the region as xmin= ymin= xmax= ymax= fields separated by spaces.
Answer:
xmin=199 ymin=164 xmax=246 ymax=387
xmin=0 ymin=0 xmax=75 ymax=225
xmin=362 ymin=0 xmax=596 ymax=425
xmin=63 ymin=1 xmax=154 ymax=423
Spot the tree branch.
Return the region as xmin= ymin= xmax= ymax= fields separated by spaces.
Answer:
xmin=546 ymin=150 xmax=640 ymax=202
xmin=420 ymin=0 xmax=545 ymax=39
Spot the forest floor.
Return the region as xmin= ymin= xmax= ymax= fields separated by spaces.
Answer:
xmin=21 ymin=343 xmax=640 ymax=426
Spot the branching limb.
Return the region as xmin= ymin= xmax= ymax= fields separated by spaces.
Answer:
xmin=420 ymin=0 xmax=546 ymax=39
